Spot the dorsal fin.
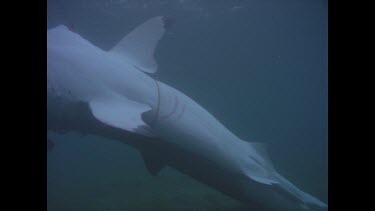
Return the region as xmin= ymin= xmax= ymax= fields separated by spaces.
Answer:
xmin=109 ymin=16 xmax=166 ymax=73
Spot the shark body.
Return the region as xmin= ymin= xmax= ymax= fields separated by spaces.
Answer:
xmin=47 ymin=17 xmax=327 ymax=211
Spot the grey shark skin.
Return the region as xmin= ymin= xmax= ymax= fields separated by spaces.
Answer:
xmin=47 ymin=17 xmax=327 ymax=211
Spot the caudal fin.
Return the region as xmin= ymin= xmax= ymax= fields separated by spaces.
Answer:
xmin=275 ymin=173 xmax=327 ymax=210
xmin=300 ymin=192 xmax=328 ymax=210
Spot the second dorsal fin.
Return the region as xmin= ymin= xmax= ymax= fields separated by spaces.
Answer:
xmin=241 ymin=141 xmax=279 ymax=185
xmin=250 ymin=143 xmax=273 ymax=166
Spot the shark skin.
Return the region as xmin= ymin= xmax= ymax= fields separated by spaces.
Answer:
xmin=47 ymin=17 xmax=327 ymax=211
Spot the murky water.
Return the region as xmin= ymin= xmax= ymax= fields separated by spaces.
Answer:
xmin=47 ymin=1 xmax=327 ymax=210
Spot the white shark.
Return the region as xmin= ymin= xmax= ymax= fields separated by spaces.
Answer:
xmin=47 ymin=16 xmax=327 ymax=211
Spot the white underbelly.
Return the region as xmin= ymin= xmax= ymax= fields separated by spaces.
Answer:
xmin=152 ymin=82 xmax=246 ymax=173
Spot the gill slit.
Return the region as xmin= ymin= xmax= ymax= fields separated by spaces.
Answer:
xmin=151 ymin=79 xmax=161 ymax=127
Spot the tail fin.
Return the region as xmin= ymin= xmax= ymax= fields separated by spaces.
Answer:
xmin=275 ymin=173 xmax=327 ymax=210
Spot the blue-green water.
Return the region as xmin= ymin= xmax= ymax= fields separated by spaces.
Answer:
xmin=47 ymin=0 xmax=327 ymax=210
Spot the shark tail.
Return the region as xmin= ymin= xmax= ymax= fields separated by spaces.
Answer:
xmin=275 ymin=173 xmax=328 ymax=210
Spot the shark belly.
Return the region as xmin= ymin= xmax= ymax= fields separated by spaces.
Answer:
xmin=146 ymin=81 xmax=249 ymax=176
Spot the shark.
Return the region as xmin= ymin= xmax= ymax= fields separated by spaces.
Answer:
xmin=47 ymin=16 xmax=327 ymax=211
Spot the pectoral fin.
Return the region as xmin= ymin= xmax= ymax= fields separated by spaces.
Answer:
xmin=89 ymin=94 xmax=155 ymax=137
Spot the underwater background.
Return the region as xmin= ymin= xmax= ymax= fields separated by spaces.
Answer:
xmin=47 ymin=0 xmax=328 ymax=210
